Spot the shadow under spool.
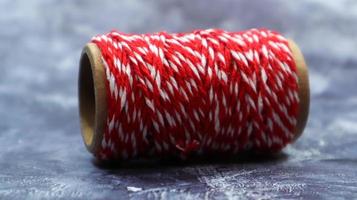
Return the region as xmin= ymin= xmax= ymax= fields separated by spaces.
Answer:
xmin=78 ymin=40 xmax=310 ymax=155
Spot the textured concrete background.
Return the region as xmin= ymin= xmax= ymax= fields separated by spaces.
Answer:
xmin=0 ymin=0 xmax=357 ymax=199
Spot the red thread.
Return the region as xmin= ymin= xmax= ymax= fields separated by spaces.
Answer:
xmin=91 ymin=28 xmax=299 ymax=160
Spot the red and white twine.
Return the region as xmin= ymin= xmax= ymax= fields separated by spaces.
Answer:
xmin=91 ymin=28 xmax=299 ymax=160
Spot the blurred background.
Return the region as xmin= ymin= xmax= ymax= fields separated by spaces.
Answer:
xmin=0 ymin=0 xmax=356 ymax=199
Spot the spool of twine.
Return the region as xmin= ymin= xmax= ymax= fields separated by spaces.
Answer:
xmin=78 ymin=28 xmax=309 ymax=160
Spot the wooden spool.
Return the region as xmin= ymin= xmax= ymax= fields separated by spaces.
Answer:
xmin=78 ymin=39 xmax=310 ymax=154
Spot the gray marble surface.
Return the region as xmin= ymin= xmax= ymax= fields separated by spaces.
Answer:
xmin=1 ymin=0 xmax=357 ymax=199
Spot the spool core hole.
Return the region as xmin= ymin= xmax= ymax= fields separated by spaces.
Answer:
xmin=79 ymin=52 xmax=96 ymax=147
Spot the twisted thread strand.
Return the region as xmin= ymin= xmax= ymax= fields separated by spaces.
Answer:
xmin=91 ymin=28 xmax=299 ymax=160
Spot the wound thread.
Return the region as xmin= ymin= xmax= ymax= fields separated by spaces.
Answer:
xmin=88 ymin=28 xmax=299 ymax=160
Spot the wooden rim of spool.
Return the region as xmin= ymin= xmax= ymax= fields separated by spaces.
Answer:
xmin=288 ymin=39 xmax=310 ymax=141
xmin=78 ymin=43 xmax=107 ymax=153
xmin=78 ymin=40 xmax=309 ymax=154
